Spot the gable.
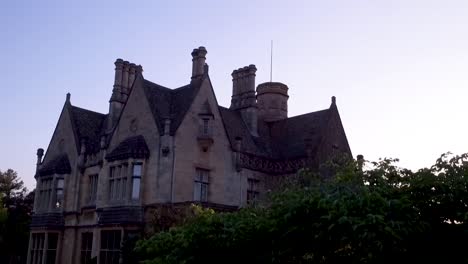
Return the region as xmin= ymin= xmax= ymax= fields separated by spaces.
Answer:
xmin=108 ymin=75 xmax=160 ymax=150
xmin=320 ymin=105 xmax=352 ymax=157
xmin=41 ymin=102 xmax=79 ymax=170
xmin=143 ymin=78 xmax=203 ymax=135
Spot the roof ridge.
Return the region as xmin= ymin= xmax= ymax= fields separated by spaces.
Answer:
xmin=71 ymin=105 xmax=106 ymax=116
xmin=144 ymin=78 xmax=182 ymax=91
xmin=272 ymin=108 xmax=329 ymax=123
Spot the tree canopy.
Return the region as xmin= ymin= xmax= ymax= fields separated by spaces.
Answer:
xmin=0 ymin=169 xmax=34 ymax=264
xmin=135 ymin=153 xmax=468 ymax=263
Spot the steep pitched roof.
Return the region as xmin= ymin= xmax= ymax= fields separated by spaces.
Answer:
xmin=38 ymin=154 xmax=71 ymax=176
xmin=218 ymin=107 xmax=272 ymax=157
xmin=267 ymin=109 xmax=330 ymax=159
xmin=106 ymin=135 xmax=150 ymax=161
xmin=143 ymin=78 xmax=203 ymax=135
xmin=69 ymin=105 xmax=107 ymax=154
xmin=220 ymin=107 xmax=332 ymax=160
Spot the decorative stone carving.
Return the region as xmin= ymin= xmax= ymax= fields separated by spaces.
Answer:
xmin=162 ymin=146 xmax=170 ymax=157
xmin=238 ymin=152 xmax=307 ymax=174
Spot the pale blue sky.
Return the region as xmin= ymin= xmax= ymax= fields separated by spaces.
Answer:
xmin=2 ymin=0 xmax=468 ymax=190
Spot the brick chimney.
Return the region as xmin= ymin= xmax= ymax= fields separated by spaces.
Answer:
xmin=191 ymin=46 xmax=207 ymax=79
xmin=230 ymin=64 xmax=258 ymax=136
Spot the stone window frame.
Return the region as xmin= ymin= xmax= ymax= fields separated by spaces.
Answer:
xmin=247 ymin=178 xmax=260 ymax=204
xmin=87 ymin=174 xmax=99 ymax=205
xmin=99 ymin=229 xmax=122 ymax=264
xmin=56 ymin=177 xmax=64 ymax=208
xmin=37 ymin=175 xmax=65 ymax=212
xmin=38 ymin=178 xmax=53 ymax=211
xmin=108 ymin=163 xmax=129 ymax=202
xmin=80 ymin=231 xmax=94 ymax=264
xmin=194 ymin=168 xmax=210 ymax=202
xmin=131 ymin=163 xmax=142 ymax=200
xmin=107 ymin=159 xmax=145 ymax=205
xmin=28 ymin=231 xmax=60 ymax=264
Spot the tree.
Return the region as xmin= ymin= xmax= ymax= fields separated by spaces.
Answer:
xmin=135 ymin=154 xmax=468 ymax=263
xmin=0 ymin=169 xmax=34 ymax=264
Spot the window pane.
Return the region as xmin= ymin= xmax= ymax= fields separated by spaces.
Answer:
xmin=203 ymin=119 xmax=209 ymax=134
xmin=131 ymin=178 xmax=140 ymax=200
xmin=194 ymin=182 xmax=201 ymax=201
xmin=109 ymin=180 xmax=114 ymax=201
xmin=46 ymin=250 xmax=56 ymax=264
xmin=114 ymin=179 xmax=120 ymax=200
xmin=122 ymin=178 xmax=127 ymax=199
xmin=201 ymin=184 xmax=208 ymax=202
xmin=57 ymin=179 xmax=64 ymax=189
xmin=133 ymin=164 xmax=141 ymax=177
xmin=48 ymin=233 xmax=58 ymax=249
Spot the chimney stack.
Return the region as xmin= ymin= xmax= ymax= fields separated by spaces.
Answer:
xmin=108 ymin=59 xmax=142 ymax=131
xmin=230 ymin=64 xmax=258 ymax=136
xmin=230 ymin=64 xmax=257 ymax=110
xmin=191 ymin=46 xmax=207 ymax=79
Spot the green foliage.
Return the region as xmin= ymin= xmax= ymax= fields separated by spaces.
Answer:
xmin=0 ymin=169 xmax=34 ymax=264
xmin=136 ymin=154 xmax=468 ymax=263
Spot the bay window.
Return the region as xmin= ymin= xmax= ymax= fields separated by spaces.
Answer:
xmin=29 ymin=232 xmax=58 ymax=264
xmin=109 ymin=164 xmax=128 ymax=202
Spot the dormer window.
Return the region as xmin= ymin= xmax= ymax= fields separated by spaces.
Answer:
xmin=197 ymin=101 xmax=214 ymax=152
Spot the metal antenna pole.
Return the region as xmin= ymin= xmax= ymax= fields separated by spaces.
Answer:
xmin=270 ymin=40 xmax=273 ymax=82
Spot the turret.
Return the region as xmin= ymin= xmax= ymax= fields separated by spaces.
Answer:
xmin=256 ymin=82 xmax=289 ymax=122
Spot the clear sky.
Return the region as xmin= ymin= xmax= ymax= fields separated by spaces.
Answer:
xmin=2 ymin=0 xmax=468 ymax=190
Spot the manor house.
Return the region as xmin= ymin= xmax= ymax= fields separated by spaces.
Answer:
xmin=27 ymin=47 xmax=351 ymax=264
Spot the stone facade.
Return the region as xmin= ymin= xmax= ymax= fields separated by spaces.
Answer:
xmin=27 ymin=46 xmax=352 ymax=264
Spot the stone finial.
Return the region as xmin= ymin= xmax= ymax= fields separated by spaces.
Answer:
xmin=36 ymin=148 xmax=44 ymax=165
xmin=136 ymin=65 xmax=143 ymax=73
xmin=331 ymin=96 xmax=336 ymax=105
xmin=66 ymin=93 xmax=71 ymax=103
